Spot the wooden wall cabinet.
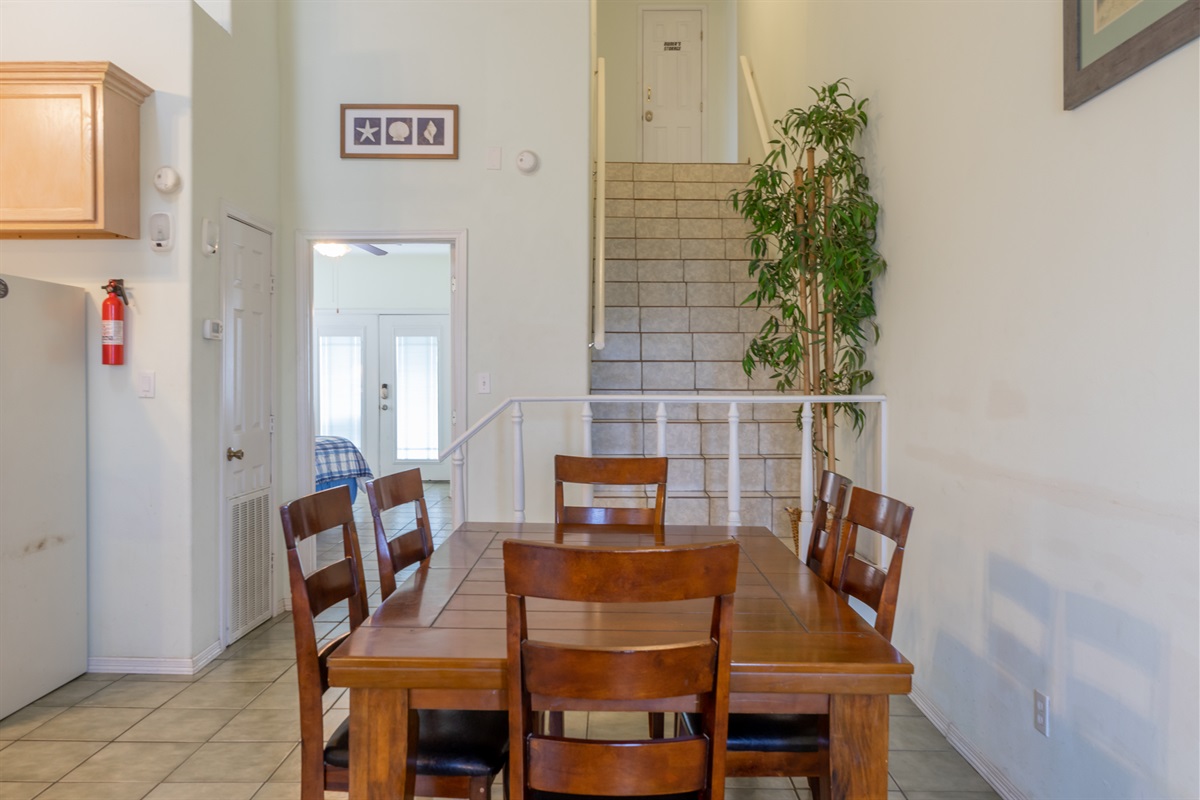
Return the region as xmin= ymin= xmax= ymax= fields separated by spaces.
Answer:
xmin=0 ymin=62 xmax=153 ymax=239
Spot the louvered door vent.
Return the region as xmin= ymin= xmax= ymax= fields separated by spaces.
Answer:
xmin=229 ymin=490 xmax=272 ymax=643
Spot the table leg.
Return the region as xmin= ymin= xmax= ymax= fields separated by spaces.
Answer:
xmin=827 ymin=694 xmax=889 ymax=800
xmin=350 ymin=687 xmax=419 ymax=799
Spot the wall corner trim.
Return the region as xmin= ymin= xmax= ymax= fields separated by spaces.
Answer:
xmin=87 ymin=641 xmax=223 ymax=676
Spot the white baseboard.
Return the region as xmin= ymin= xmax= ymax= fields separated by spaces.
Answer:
xmin=87 ymin=640 xmax=223 ymax=676
xmin=909 ymin=683 xmax=1028 ymax=800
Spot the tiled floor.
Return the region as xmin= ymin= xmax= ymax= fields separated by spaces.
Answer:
xmin=0 ymin=483 xmax=1000 ymax=800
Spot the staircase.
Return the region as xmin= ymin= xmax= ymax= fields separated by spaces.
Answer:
xmin=590 ymin=162 xmax=805 ymax=540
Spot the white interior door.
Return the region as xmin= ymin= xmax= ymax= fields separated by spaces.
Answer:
xmin=379 ymin=314 xmax=451 ymax=481
xmin=221 ymin=216 xmax=274 ymax=645
xmin=642 ymin=8 xmax=704 ymax=163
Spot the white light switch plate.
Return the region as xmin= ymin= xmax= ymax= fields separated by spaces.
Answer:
xmin=138 ymin=370 xmax=156 ymax=398
xmin=486 ymin=146 xmax=502 ymax=170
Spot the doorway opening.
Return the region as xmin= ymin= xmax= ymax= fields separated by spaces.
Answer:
xmin=297 ymin=232 xmax=466 ymax=511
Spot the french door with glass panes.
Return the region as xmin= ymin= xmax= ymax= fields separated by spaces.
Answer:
xmin=314 ymin=312 xmax=451 ymax=481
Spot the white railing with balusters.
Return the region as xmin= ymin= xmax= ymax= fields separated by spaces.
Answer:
xmin=442 ymin=394 xmax=887 ymax=556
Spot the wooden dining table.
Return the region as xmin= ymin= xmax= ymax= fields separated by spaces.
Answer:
xmin=327 ymin=521 xmax=913 ymax=799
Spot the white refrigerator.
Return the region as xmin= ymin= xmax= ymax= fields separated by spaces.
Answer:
xmin=0 ymin=273 xmax=88 ymax=718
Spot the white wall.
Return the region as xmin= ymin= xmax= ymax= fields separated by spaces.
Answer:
xmin=750 ymin=3 xmax=1198 ymax=797
xmin=598 ymin=0 xmax=737 ymax=162
xmin=736 ymin=0 xmax=807 ymax=163
xmin=313 ymin=251 xmax=451 ymax=312
xmin=191 ymin=1 xmax=280 ymax=656
xmin=0 ymin=1 xmax=197 ymax=664
xmin=277 ymin=1 xmax=592 ymax=527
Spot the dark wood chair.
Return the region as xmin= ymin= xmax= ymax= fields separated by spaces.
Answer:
xmin=554 ymin=454 xmax=668 ymax=527
xmin=551 ymin=454 xmax=671 ymax=737
xmin=682 ymin=486 xmax=914 ymax=799
xmin=365 ymin=467 xmax=435 ymax=600
xmin=505 ymin=538 xmax=738 ymax=800
xmin=804 ymin=470 xmax=853 ymax=586
xmin=280 ymin=485 xmax=508 ymax=800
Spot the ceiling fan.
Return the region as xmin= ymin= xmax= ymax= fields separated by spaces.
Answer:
xmin=353 ymin=243 xmax=387 ymax=256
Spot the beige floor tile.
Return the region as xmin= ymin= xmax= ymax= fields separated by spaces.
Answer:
xmin=889 ymin=693 xmax=923 ymax=716
xmin=0 ymin=741 xmax=106 ymax=782
xmin=31 ymin=680 xmax=113 ymax=707
xmin=903 ymin=793 xmax=1002 ymax=800
xmin=199 ymin=661 xmax=293 ymax=684
xmin=117 ymin=709 xmax=239 ymax=743
xmin=77 ymin=681 xmax=188 ymax=709
xmin=322 ymin=708 xmax=348 ymax=741
xmin=242 ymin=682 xmax=298 ymax=712
xmin=78 ymin=673 xmax=129 ymax=682
xmin=224 ymin=640 xmax=299 ymax=661
xmin=888 ymin=750 xmax=996 ymax=794
xmin=0 ymin=782 xmax=50 ymax=800
xmin=20 ymin=707 xmax=151 ymax=741
xmin=144 ymin=782 xmax=262 ymax=799
xmin=0 ymin=705 xmax=68 ymax=740
xmin=890 ymin=714 xmax=953 ymax=751
xmin=60 ymin=742 xmax=200 ymax=783
xmin=34 ymin=782 xmax=156 ymax=799
xmin=211 ymin=709 xmax=301 ymax=742
xmin=266 ymin=744 xmax=300 ymax=783
xmin=584 ymin=711 xmax=649 ymax=739
xmin=166 ymin=742 xmax=294 ymax=784
xmin=250 ymin=783 xmax=300 ymax=800
xmin=164 ymin=682 xmax=271 ymax=710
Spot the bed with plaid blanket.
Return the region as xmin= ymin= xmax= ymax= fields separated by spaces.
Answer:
xmin=315 ymin=436 xmax=374 ymax=504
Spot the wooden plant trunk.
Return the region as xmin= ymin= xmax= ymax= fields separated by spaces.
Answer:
xmin=794 ymin=149 xmax=838 ymax=478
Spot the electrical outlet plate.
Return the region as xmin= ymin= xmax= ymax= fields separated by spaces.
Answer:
xmin=1034 ymin=690 xmax=1050 ymax=736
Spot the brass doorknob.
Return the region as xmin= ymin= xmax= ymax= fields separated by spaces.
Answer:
xmin=644 ymin=110 xmax=654 ymax=122
xmin=226 ymin=448 xmax=244 ymax=461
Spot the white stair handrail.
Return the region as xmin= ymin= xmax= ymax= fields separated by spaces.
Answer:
xmin=740 ymin=55 xmax=771 ymax=160
xmin=444 ymin=393 xmax=888 ymax=557
xmin=592 ymin=57 xmax=607 ymax=351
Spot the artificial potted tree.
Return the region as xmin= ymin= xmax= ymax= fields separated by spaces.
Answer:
xmin=732 ymin=80 xmax=887 ymax=477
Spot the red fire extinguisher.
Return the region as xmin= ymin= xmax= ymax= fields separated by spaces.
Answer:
xmin=101 ymin=279 xmax=129 ymax=366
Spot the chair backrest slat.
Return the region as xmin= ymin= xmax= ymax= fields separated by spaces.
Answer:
xmin=833 ymin=487 xmax=914 ymax=642
xmin=505 ymin=540 xmax=737 ymax=602
xmin=554 ymin=455 xmax=668 ymax=528
xmin=805 ymin=470 xmax=852 ymax=585
xmin=528 ymin=737 xmax=710 ymax=795
xmin=365 ymin=468 xmax=434 ymax=599
xmin=303 ymin=558 xmax=361 ymax=620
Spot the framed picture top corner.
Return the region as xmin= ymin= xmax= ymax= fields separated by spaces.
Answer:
xmin=1064 ymin=0 xmax=1199 ymax=109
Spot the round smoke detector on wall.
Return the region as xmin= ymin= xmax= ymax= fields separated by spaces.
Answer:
xmin=153 ymin=166 xmax=182 ymax=194
xmin=516 ymin=150 xmax=539 ymax=174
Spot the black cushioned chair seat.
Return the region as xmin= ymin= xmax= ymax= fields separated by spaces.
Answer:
xmin=679 ymin=712 xmax=824 ymax=752
xmin=325 ymin=709 xmax=509 ymax=776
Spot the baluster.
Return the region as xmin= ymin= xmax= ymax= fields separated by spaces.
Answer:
xmin=728 ymin=402 xmax=741 ymax=526
xmin=582 ymin=401 xmax=594 ymax=506
xmin=798 ymin=402 xmax=814 ymax=552
xmin=452 ymin=447 xmax=466 ymax=528
xmin=655 ymin=402 xmax=667 ymax=456
xmin=513 ymin=402 xmax=525 ymax=523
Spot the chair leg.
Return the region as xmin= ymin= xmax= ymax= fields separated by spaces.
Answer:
xmin=808 ymin=775 xmax=831 ymax=800
xmin=649 ymin=712 xmax=665 ymax=739
xmin=468 ymin=774 xmax=491 ymax=800
xmin=547 ymin=710 xmax=565 ymax=737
